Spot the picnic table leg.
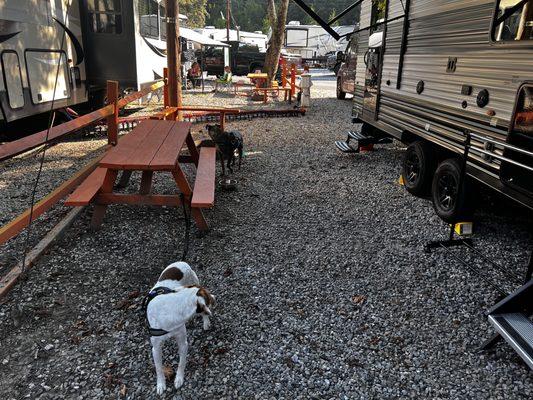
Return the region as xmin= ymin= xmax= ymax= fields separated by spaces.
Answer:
xmin=171 ymin=169 xmax=209 ymax=231
xmin=139 ymin=171 xmax=154 ymax=195
xmin=90 ymin=169 xmax=118 ymax=230
xmin=185 ymin=134 xmax=200 ymax=166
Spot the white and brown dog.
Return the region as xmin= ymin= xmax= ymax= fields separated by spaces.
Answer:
xmin=144 ymin=261 xmax=214 ymax=395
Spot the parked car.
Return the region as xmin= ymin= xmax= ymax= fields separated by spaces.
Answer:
xmin=335 ymin=39 xmax=357 ymax=100
xmin=200 ymin=42 xmax=265 ymax=76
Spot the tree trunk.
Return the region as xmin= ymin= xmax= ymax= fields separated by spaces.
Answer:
xmin=264 ymin=0 xmax=289 ymax=81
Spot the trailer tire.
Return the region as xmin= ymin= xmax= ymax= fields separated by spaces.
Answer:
xmin=431 ymin=158 xmax=473 ymax=223
xmin=402 ymin=141 xmax=436 ymax=197
xmin=337 ymin=78 xmax=346 ymax=100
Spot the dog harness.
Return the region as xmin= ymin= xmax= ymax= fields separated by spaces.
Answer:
xmin=142 ymin=286 xmax=176 ymax=337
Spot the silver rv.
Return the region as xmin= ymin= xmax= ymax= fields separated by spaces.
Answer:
xmin=0 ymin=0 xmax=88 ymax=125
xmin=335 ymin=0 xmax=533 ymax=222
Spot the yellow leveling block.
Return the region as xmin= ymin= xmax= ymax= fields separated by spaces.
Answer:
xmin=398 ymin=175 xmax=405 ymax=186
xmin=453 ymin=222 xmax=473 ymax=236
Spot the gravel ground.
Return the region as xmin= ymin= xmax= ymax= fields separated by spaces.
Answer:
xmin=1 ymin=80 xmax=533 ymax=399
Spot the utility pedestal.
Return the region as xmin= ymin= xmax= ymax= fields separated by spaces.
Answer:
xmin=300 ymin=73 xmax=312 ymax=107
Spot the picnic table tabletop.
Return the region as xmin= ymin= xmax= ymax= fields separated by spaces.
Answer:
xmin=247 ymin=73 xmax=269 ymax=79
xmin=100 ymin=119 xmax=192 ymax=171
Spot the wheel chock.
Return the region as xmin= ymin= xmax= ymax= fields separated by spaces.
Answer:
xmin=453 ymin=222 xmax=473 ymax=236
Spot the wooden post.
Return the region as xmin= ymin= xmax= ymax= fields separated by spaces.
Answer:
xmin=290 ymin=63 xmax=296 ymax=98
xmin=166 ymin=0 xmax=182 ymax=120
xmin=106 ymin=80 xmax=119 ymax=145
xmin=163 ymin=67 xmax=169 ymax=108
xmin=281 ymin=59 xmax=287 ymax=88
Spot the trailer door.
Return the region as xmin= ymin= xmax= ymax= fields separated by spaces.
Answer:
xmin=362 ymin=35 xmax=382 ymax=120
xmin=362 ymin=0 xmax=386 ymax=121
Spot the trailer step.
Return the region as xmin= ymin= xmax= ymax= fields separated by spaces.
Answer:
xmin=488 ymin=313 xmax=533 ymax=369
xmin=335 ymin=140 xmax=358 ymax=153
xmin=336 ymin=128 xmax=393 ymax=154
xmin=482 ymin=279 xmax=533 ymax=369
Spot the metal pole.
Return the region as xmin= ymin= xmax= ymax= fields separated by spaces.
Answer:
xmin=166 ymin=0 xmax=182 ymax=116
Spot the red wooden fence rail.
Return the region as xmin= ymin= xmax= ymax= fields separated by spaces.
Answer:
xmin=0 ymin=80 xmax=165 ymax=162
xmin=0 ymin=79 xmax=165 ymax=248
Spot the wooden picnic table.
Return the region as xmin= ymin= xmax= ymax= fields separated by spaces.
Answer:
xmin=247 ymin=72 xmax=269 ymax=88
xmin=65 ymin=120 xmax=216 ymax=232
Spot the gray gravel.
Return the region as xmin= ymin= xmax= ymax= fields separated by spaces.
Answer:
xmin=1 ymin=77 xmax=533 ymax=399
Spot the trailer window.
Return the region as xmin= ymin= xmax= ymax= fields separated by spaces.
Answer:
xmin=160 ymin=4 xmax=167 ymax=41
xmin=1 ymin=52 xmax=25 ymax=109
xmin=492 ymin=0 xmax=533 ymax=41
xmin=139 ymin=0 xmax=160 ymax=39
xmin=87 ymin=0 xmax=123 ymax=34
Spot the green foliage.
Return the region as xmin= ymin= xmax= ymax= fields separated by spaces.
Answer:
xmin=180 ymin=0 xmax=208 ymax=28
xmin=204 ymin=0 xmax=360 ymax=32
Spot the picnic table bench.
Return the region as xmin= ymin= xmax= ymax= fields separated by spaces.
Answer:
xmin=65 ymin=120 xmax=216 ymax=231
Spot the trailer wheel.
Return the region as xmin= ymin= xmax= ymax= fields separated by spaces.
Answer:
xmin=337 ymin=78 xmax=346 ymax=100
xmin=431 ymin=158 xmax=473 ymax=223
xmin=402 ymin=141 xmax=436 ymax=197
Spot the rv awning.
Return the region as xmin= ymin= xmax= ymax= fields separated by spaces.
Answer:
xmin=180 ymin=28 xmax=230 ymax=47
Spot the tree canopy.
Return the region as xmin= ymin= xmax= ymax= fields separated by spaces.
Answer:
xmin=205 ymin=0 xmax=361 ymax=33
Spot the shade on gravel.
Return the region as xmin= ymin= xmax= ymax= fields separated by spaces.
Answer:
xmin=0 ymin=83 xmax=532 ymax=399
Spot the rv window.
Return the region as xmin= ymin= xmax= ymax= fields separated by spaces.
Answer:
xmin=492 ymin=0 xmax=533 ymax=41
xmin=160 ymin=4 xmax=167 ymax=41
xmin=139 ymin=0 xmax=160 ymax=39
xmin=88 ymin=0 xmax=123 ymax=34
xmin=1 ymin=52 xmax=25 ymax=109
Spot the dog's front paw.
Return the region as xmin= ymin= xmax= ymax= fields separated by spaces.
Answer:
xmin=203 ymin=318 xmax=211 ymax=331
xmin=174 ymin=374 xmax=184 ymax=389
xmin=156 ymin=381 xmax=166 ymax=395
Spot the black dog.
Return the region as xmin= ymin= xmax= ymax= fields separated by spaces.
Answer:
xmin=205 ymin=124 xmax=243 ymax=175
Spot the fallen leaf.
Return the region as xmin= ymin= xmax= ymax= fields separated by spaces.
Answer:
xmin=214 ymin=347 xmax=228 ymax=355
xmin=352 ymin=295 xmax=367 ymax=306
xmin=119 ymin=384 xmax=127 ymax=397
xmin=70 ymin=335 xmax=81 ymax=345
xmin=128 ymin=290 xmax=140 ymax=299
xmin=114 ymin=299 xmax=132 ymax=310
xmin=114 ymin=320 xmax=125 ymax=331
xmin=163 ymin=364 xmax=175 ymax=380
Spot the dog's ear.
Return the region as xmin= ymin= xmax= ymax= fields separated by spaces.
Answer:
xmin=196 ymin=287 xmax=214 ymax=315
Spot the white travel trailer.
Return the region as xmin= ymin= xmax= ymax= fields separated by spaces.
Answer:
xmin=0 ymin=0 xmax=88 ymax=125
xmin=329 ymin=0 xmax=533 ymax=226
xmin=284 ymin=21 xmax=355 ymax=59
xmin=197 ymin=27 xmax=268 ymax=52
